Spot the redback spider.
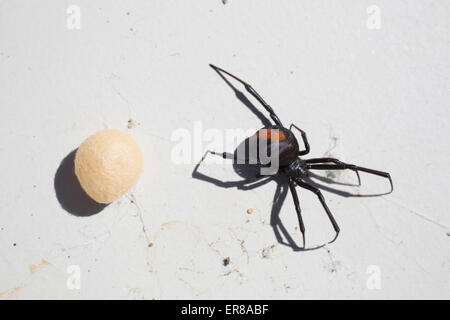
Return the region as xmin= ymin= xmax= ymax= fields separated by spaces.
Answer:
xmin=202 ymin=64 xmax=393 ymax=248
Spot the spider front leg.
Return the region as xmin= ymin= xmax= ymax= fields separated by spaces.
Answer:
xmin=305 ymin=158 xmax=393 ymax=193
xmin=209 ymin=64 xmax=283 ymax=126
xmin=295 ymin=179 xmax=340 ymax=244
xmin=288 ymin=178 xmax=306 ymax=248
xmin=306 ymin=157 xmax=361 ymax=186
xmin=289 ymin=124 xmax=310 ymax=156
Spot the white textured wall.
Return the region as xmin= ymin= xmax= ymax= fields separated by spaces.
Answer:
xmin=0 ymin=0 xmax=449 ymax=299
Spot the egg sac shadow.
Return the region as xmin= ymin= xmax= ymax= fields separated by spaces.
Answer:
xmin=54 ymin=149 xmax=108 ymax=216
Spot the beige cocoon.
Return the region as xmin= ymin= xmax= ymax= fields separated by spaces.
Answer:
xmin=75 ymin=129 xmax=143 ymax=204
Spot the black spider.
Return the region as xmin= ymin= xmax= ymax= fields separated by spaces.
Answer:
xmin=200 ymin=64 xmax=393 ymax=248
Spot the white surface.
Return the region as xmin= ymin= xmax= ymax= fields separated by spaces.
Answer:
xmin=0 ymin=0 xmax=449 ymax=299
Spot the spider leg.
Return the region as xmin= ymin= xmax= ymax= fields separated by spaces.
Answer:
xmin=207 ymin=150 xmax=236 ymax=161
xmin=306 ymin=158 xmax=361 ymax=186
xmin=209 ymin=64 xmax=283 ymax=126
xmin=305 ymin=158 xmax=393 ymax=193
xmin=289 ymin=124 xmax=310 ymax=156
xmin=295 ymin=179 xmax=340 ymax=244
xmin=201 ymin=150 xmax=264 ymax=182
xmin=203 ymin=150 xmax=249 ymax=164
xmin=288 ymin=178 xmax=306 ymax=248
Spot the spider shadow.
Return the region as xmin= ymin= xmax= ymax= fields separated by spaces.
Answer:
xmin=54 ymin=149 xmax=108 ymax=216
xmin=192 ymin=152 xmax=385 ymax=252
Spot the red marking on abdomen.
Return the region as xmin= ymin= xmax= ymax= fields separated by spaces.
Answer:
xmin=256 ymin=129 xmax=286 ymax=141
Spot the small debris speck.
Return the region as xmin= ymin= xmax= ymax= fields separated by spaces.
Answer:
xmin=148 ymin=243 xmax=154 ymax=247
xmin=127 ymin=118 xmax=140 ymax=129
xmin=261 ymin=244 xmax=276 ymax=258
xmin=222 ymin=0 xmax=228 ymax=4
xmin=223 ymin=257 xmax=230 ymax=266
xmin=447 ymin=232 xmax=450 ymax=236
xmin=247 ymin=208 xmax=253 ymax=214
xmin=13 ymin=243 xmax=16 ymax=246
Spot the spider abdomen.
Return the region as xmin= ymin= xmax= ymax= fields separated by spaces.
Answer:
xmin=249 ymin=126 xmax=299 ymax=168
